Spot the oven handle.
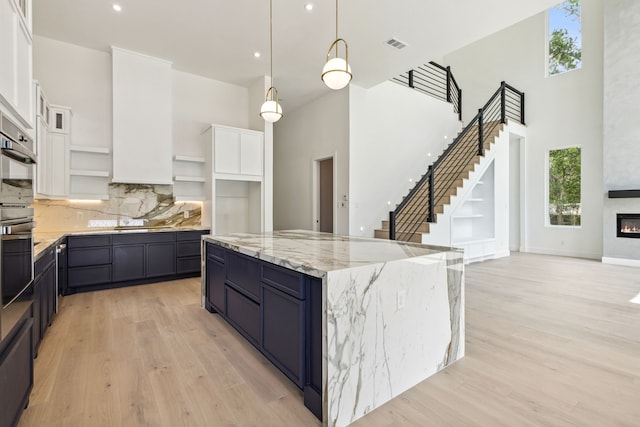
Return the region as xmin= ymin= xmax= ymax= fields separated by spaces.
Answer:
xmin=1 ymin=221 xmax=36 ymax=235
xmin=1 ymin=137 xmax=37 ymax=164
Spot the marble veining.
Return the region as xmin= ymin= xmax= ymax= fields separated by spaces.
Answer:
xmin=33 ymin=183 xmax=201 ymax=231
xmin=203 ymin=230 xmax=458 ymax=278
xmin=204 ymin=230 xmax=464 ymax=427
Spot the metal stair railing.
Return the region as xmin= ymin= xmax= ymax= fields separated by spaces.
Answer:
xmin=392 ymin=61 xmax=463 ymax=121
xmin=389 ymin=81 xmax=525 ymax=241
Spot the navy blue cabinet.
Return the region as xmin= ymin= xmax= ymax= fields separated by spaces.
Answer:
xmin=204 ymin=243 xmax=323 ymax=421
xmin=33 ymin=247 xmax=56 ymax=355
xmin=67 ymin=235 xmax=112 ymax=292
xmin=177 ymin=230 xmax=208 ymax=274
xmin=0 ymin=308 xmax=33 ymax=427
xmin=113 ymin=244 xmax=145 ymax=282
xmin=147 ymin=242 xmax=176 ymax=277
xmin=261 ymin=283 xmax=305 ymax=387
xmin=65 ymin=230 xmax=207 ymax=294
xmin=205 ymin=243 xmax=225 ymax=314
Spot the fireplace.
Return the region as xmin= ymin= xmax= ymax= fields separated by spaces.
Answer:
xmin=617 ymin=214 xmax=640 ymax=238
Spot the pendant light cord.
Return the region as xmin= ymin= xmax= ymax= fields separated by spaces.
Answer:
xmin=335 ymin=0 xmax=338 ymax=40
xmin=269 ymin=0 xmax=273 ymax=90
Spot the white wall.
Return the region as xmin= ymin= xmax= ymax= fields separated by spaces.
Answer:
xmin=33 ymin=36 xmax=112 ymax=149
xmin=273 ymin=90 xmax=350 ymax=234
xmin=602 ymin=0 xmax=640 ymax=262
xmin=444 ymin=0 xmax=604 ymax=259
xmin=349 ymin=81 xmax=462 ymax=237
xmin=173 ymin=70 xmax=249 ymax=157
xmin=34 ymin=36 xmax=251 ymax=158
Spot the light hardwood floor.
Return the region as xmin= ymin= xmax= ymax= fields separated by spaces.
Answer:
xmin=18 ymin=253 xmax=640 ymax=426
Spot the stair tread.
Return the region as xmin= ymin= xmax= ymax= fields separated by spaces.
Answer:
xmin=376 ymin=122 xmax=505 ymax=243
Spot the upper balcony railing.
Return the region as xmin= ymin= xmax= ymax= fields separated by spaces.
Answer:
xmin=392 ymin=61 xmax=463 ymax=121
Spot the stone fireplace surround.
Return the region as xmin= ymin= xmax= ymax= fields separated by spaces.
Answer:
xmin=603 ymin=191 xmax=640 ymax=266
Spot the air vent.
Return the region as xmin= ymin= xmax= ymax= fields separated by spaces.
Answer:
xmin=386 ymin=38 xmax=408 ymax=50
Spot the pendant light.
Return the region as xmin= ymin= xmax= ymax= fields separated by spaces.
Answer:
xmin=260 ymin=0 xmax=283 ymax=123
xmin=321 ymin=0 xmax=352 ymax=90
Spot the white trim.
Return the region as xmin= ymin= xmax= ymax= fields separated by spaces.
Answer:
xmin=545 ymin=145 xmax=583 ymax=228
xmin=602 ymin=257 xmax=640 ymax=268
xmin=522 ymin=246 xmax=600 ymax=260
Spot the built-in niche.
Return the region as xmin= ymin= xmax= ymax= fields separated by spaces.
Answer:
xmin=214 ymin=180 xmax=262 ymax=234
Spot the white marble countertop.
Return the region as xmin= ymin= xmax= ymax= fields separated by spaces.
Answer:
xmin=33 ymin=226 xmax=209 ymax=260
xmin=203 ymin=229 xmax=460 ymax=278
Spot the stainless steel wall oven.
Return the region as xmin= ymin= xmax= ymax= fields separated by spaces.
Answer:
xmin=0 ymin=112 xmax=36 ymax=340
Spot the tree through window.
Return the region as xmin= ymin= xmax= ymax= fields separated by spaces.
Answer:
xmin=548 ymin=147 xmax=581 ymax=226
xmin=548 ymin=0 xmax=582 ymax=76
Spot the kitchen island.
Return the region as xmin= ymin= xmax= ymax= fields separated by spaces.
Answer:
xmin=201 ymin=230 xmax=464 ymax=427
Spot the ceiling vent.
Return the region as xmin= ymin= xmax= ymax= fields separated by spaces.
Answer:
xmin=386 ymin=38 xmax=408 ymax=50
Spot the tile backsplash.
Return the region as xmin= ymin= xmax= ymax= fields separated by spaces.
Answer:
xmin=33 ymin=184 xmax=201 ymax=231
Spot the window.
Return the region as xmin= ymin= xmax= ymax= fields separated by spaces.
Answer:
xmin=548 ymin=147 xmax=581 ymax=226
xmin=548 ymin=0 xmax=582 ymax=76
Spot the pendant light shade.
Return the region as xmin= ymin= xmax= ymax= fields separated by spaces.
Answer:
xmin=322 ymin=0 xmax=352 ymax=90
xmin=260 ymin=87 xmax=283 ymax=123
xmin=322 ymin=39 xmax=352 ymax=90
xmin=260 ymin=0 xmax=283 ymax=123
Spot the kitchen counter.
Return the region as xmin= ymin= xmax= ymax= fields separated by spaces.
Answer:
xmin=34 ymin=226 xmax=210 ymax=259
xmin=203 ymin=230 xmax=465 ymax=427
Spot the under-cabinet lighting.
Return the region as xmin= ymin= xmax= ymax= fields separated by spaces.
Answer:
xmin=174 ymin=201 xmax=203 ymax=204
xmin=254 ymin=52 xmax=261 ymax=58
xmin=68 ymin=199 xmax=103 ymax=204
xmin=305 ymin=3 xmax=314 ymax=11
xmin=631 ymin=292 xmax=640 ymax=304
xmin=113 ymin=4 xmax=122 ymax=12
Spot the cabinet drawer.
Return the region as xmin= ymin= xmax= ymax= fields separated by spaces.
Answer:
xmin=177 ymin=241 xmax=200 ymax=258
xmin=68 ymin=265 xmax=112 ymax=287
xmin=226 ymin=251 xmax=260 ymax=302
xmin=68 ymin=235 xmax=112 ymax=248
xmin=0 ymin=318 xmax=33 ymax=427
xmin=177 ymin=230 xmax=209 ymax=241
xmin=68 ymin=247 xmax=112 ymax=267
xmin=177 ymin=257 xmax=201 ymax=274
xmin=261 ymin=263 xmax=305 ymax=299
xmin=226 ymin=285 xmax=260 ymax=346
xmin=35 ymin=248 xmax=55 ymax=276
xmin=113 ymin=232 xmax=176 ymax=245
xmin=206 ymin=243 xmax=224 ymax=263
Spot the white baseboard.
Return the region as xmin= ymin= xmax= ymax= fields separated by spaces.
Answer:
xmin=602 ymin=257 xmax=640 ymax=268
xmin=521 ymin=246 xmax=601 ymax=260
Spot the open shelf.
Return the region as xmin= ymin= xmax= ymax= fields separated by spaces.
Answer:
xmin=174 ymin=155 xmax=206 ymax=163
xmin=69 ymin=145 xmax=110 ymax=154
xmin=453 ymin=214 xmax=484 ymax=219
xmin=70 ymin=169 xmax=110 ymax=177
xmin=174 ymin=175 xmax=206 ymax=183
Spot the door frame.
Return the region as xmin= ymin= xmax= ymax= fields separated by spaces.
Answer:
xmin=312 ymin=152 xmax=338 ymax=233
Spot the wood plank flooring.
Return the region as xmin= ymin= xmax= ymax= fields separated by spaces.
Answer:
xmin=18 ymin=253 xmax=640 ymax=426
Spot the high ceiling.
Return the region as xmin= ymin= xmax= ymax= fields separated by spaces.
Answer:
xmin=33 ymin=0 xmax=559 ymax=111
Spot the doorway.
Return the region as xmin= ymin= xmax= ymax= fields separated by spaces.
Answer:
xmin=318 ymin=158 xmax=334 ymax=233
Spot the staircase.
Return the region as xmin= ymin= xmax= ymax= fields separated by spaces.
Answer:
xmin=375 ymin=81 xmax=525 ymax=244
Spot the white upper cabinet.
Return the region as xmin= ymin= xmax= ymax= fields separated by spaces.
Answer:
xmin=111 ymin=47 xmax=173 ymax=185
xmin=212 ymin=126 xmax=264 ymax=177
xmin=0 ymin=0 xmax=33 ymax=128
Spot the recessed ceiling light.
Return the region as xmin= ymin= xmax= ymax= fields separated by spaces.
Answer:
xmin=254 ymin=52 xmax=261 ymax=58
xmin=113 ymin=4 xmax=122 ymax=12
xmin=305 ymin=3 xmax=313 ymax=11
